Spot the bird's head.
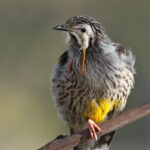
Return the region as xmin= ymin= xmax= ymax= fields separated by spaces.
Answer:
xmin=53 ymin=16 xmax=111 ymax=77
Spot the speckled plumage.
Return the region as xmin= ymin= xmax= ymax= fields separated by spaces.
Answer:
xmin=52 ymin=16 xmax=135 ymax=150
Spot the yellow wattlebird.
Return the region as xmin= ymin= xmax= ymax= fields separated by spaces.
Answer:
xmin=52 ymin=16 xmax=135 ymax=150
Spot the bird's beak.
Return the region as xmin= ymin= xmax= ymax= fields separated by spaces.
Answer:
xmin=81 ymin=48 xmax=86 ymax=78
xmin=53 ymin=24 xmax=69 ymax=32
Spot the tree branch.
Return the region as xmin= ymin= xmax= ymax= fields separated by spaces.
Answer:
xmin=38 ymin=102 xmax=150 ymax=150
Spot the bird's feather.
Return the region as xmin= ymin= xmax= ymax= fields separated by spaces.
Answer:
xmin=52 ymin=16 xmax=135 ymax=150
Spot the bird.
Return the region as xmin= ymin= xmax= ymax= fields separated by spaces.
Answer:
xmin=51 ymin=16 xmax=135 ymax=150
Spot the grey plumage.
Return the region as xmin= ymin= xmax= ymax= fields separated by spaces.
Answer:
xmin=52 ymin=16 xmax=135 ymax=150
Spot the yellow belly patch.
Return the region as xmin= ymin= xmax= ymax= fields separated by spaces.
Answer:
xmin=83 ymin=98 xmax=121 ymax=123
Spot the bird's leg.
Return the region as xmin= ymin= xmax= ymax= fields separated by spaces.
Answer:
xmin=88 ymin=119 xmax=101 ymax=140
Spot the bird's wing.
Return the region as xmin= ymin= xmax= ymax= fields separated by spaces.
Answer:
xmin=115 ymin=43 xmax=135 ymax=73
xmin=52 ymin=50 xmax=77 ymax=125
xmin=58 ymin=50 xmax=69 ymax=66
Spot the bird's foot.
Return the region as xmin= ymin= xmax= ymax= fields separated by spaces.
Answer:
xmin=88 ymin=119 xmax=101 ymax=140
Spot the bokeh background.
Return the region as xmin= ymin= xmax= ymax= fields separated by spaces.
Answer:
xmin=0 ymin=0 xmax=150 ymax=150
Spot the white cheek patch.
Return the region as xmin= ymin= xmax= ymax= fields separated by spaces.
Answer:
xmin=82 ymin=33 xmax=90 ymax=49
xmin=64 ymin=24 xmax=94 ymax=49
xmin=81 ymin=24 xmax=94 ymax=49
xmin=82 ymin=24 xmax=94 ymax=37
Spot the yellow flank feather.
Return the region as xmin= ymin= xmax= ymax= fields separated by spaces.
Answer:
xmin=83 ymin=98 xmax=121 ymax=123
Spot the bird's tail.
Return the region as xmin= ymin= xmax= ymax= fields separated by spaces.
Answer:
xmin=73 ymin=131 xmax=115 ymax=150
xmin=93 ymin=131 xmax=115 ymax=150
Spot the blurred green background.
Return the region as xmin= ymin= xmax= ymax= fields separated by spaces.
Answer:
xmin=0 ymin=0 xmax=150 ymax=150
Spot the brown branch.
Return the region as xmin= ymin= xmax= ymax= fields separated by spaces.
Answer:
xmin=38 ymin=102 xmax=150 ymax=150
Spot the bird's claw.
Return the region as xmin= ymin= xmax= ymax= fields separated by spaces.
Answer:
xmin=88 ymin=119 xmax=101 ymax=140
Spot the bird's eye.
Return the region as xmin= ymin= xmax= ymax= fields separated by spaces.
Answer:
xmin=80 ymin=28 xmax=86 ymax=33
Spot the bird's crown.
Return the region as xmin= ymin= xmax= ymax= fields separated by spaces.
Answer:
xmin=65 ymin=16 xmax=105 ymax=34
